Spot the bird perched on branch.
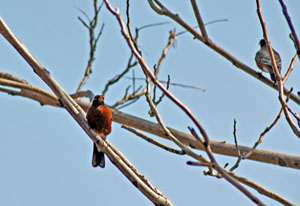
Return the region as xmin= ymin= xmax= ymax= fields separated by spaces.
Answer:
xmin=255 ymin=39 xmax=282 ymax=83
xmin=86 ymin=95 xmax=112 ymax=168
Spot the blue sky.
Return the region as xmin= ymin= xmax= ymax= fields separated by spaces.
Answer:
xmin=1 ymin=0 xmax=300 ymax=205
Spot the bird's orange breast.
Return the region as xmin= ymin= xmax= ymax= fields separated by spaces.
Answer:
xmin=86 ymin=105 xmax=112 ymax=136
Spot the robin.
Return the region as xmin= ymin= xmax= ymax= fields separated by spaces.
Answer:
xmin=255 ymin=39 xmax=282 ymax=83
xmin=86 ymin=95 xmax=112 ymax=168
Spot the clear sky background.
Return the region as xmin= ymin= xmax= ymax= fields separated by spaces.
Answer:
xmin=1 ymin=0 xmax=300 ymax=205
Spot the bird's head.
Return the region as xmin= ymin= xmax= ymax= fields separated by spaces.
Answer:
xmin=259 ymin=39 xmax=266 ymax=47
xmin=92 ymin=95 xmax=105 ymax=107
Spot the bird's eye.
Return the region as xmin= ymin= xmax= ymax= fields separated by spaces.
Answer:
xmin=99 ymin=95 xmax=104 ymax=101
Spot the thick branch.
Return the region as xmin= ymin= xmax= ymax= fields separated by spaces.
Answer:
xmin=1 ymin=79 xmax=300 ymax=170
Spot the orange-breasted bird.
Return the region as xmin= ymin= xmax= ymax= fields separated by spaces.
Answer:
xmin=86 ymin=95 xmax=112 ymax=168
xmin=255 ymin=39 xmax=282 ymax=83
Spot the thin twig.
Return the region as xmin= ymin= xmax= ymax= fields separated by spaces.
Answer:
xmin=117 ymin=99 xmax=139 ymax=110
xmin=230 ymin=119 xmax=242 ymax=171
xmin=126 ymin=0 xmax=139 ymax=52
xmin=154 ymin=75 xmax=170 ymax=106
xmin=111 ymin=85 xmax=143 ymax=109
xmin=278 ymin=0 xmax=300 ymax=59
xmin=286 ymin=104 xmax=300 ymax=127
xmin=156 ymin=30 xmax=176 ymax=76
xmin=138 ymin=22 xmax=170 ymax=31
xmin=125 ymin=76 xmax=205 ymax=91
xmin=122 ymin=125 xmax=185 ymax=155
xmin=190 ymin=0 xmax=208 ymax=42
xmin=282 ymin=53 xmax=298 ymax=83
xmin=132 ymin=69 xmax=136 ymax=94
xmin=175 ymin=19 xmax=228 ymax=37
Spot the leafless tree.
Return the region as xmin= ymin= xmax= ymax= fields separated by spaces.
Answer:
xmin=1 ymin=0 xmax=299 ymax=205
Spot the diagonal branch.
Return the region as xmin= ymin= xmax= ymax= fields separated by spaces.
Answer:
xmin=228 ymin=170 xmax=296 ymax=206
xmin=256 ymin=0 xmax=300 ymax=138
xmin=122 ymin=125 xmax=185 ymax=155
xmin=282 ymin=53 xmax=298 ymax=83
xmin=188 ymin=161 xmax=296 ymax=206
xmin=0 ymin=16 xmax=172 ymax=206
xmin=278 ymin=0 xmax=300 ymax=59
xmin=190 ymin=0 xmax=208 ymax=42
